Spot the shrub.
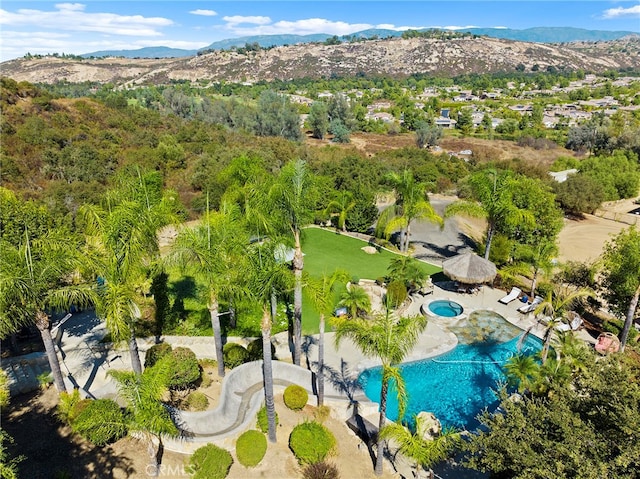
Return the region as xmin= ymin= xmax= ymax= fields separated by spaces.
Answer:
xmin=302 ymin=461 xmax=340 ymax=479
xmin=72 ymin=399 xmax=126 ymax=446
xmin=185 ymin=391 xmax=209 ymax=411
xmin=56 ymin=389 xmax=88 ymax=424
xmin=257 ymin=405 xmax=279 ymax=433
xmin=144 ymin=342 xmax=172 ymax=368
xmin=283 ymin=384 xmax=308 ymax=410
xmin=223 ymin=342 xmax=250 ymax=369
xmin=246 ymin=338 xmax=276 ymax=361
xmin=190 ymin=444 xmax=233 ymax=479
xmin=236 ymin=430 xmax=267 ymax=467
xmin=168 ymin=347 xmax=200 ymax=390
xmin=314 ymin=405 xmax=331 ymax=423
xmin=385 ymin=280 xmax=407 ymax=308
xmin=289 ymin=421 xmax=336 ymax=465
xmin=0 ymin=370 xmax=9 ymax=408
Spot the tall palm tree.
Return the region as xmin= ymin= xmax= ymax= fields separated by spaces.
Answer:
xmin=0 ymin=231 xmax=95 ymax=392
xmin=445 ymin=169 xmax=534 ymax=260
xmin=534 ymin=285 xmax=593 ymax=364
xmin=81 ymin=181 xmax=177 ymax=375
xmin=304 ymin=269 xmax=350 ymax=406
xmin=249 ymin=240 xmax=294 ymax=443
xmin=333 ymin=310 xmax=428 ymax=475
xmin=503 ymin=240 xmax=558 ymax=298
xmin=338 ymin=285 xmax=372 ymax=319
xmin=379 ymin=415 xmax=461 ymax=479
xmin=167 ymin=207 xmax=249 ymax=378
xmin=379 ymin=170 xmax=442 ymax=253
xmin=268 ymin=159 xmax=317 ymax=366
xmin=109 ymin=358 xmax=178 ymax=477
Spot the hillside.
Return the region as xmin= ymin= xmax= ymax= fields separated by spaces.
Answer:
xmin=2 ymin=36 xmax=639 ymax=86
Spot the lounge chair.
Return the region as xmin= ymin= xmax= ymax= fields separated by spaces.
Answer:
xmin=555 ymin=313 xmax=583 ymax=332
xmin=498 ymin=287 xmax=521 ymax=304
xmin=518 ymin=295 xmax=543 ymax=314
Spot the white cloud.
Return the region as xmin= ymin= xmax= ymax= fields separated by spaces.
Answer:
xmin=602 ymin=5 xmax=640 ymax=19
xmin=0 ymin=4 xmax=173 ymax=36
xmin=375 ymin=24 xmax=426 ymax=31
xmin=222 ymin=15 xmax=272 ymax=26
xmin=223 ymin=17 xmax=373 ymax=36
xmin=190 ymin=9 xmax=217 ymax=17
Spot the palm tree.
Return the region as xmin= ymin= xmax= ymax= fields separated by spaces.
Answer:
xmin=386 ymin=255 xmax=429 ymax=294
xmin=534 ymin=285 xmax=593 ymax=364
xmin=379 ymin=415 xmax=461 ymax=479
xmin=504 ymin=354 xmax=540 ymax=394
xmin=379 ymin=170 xmax=442 ymax=253
xmin=167 ymin=207 xmax=249 ymax=378
xmin=333 ymin=310 xmax=428 ymax=475
xmin=0 ymin=231 xmax=95 ymax=392
xmin=325 ymin=190 xmax=355 ymax=232
xmin=304 ymin=269 xmax=350 ymax=405
xmin=502 ymin=240 xmax=557 ymax=298
xmin=249 ymin=240 xmax=294 ymax=442
xmin=338 ymin=285 xmax=372 ymax=319
xmin=109 ymin=358 xmax=178 ymax=477
xmin=445 ymin=169 xmax=534 ymax=260
xmin=268 ymin=159 xmax=317 ymax=366
xmin=81 ymin=181 xmax=177 ymax=375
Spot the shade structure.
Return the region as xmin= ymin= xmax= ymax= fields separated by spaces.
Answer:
xmin=442 ymin=252 xmax=497 ymax=284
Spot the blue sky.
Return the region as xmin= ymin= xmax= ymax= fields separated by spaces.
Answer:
xmin=0 ymin=1 xmax=638 ymax=62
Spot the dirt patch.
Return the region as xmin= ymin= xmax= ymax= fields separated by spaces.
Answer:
xmin=4 ymin=379 xmax=395 ymax=479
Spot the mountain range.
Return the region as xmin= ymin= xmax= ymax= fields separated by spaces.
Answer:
xmin=79 ymin=27 xmax=638 ymax=59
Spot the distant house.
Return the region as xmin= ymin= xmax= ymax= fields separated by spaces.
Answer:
xmin=435 ymin=116 xmax=457 ymax=128
xmin=549 ymin=169 xmax=578 ymax=183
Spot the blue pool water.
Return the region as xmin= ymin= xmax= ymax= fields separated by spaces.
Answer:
xmin=358 ymin=311 xmax=541 ymax=431
xmin=428 ymin=299 xmax=464 ymax=317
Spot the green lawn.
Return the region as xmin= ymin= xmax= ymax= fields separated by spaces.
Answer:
xmin=163 ymin=226 xmax=441 ymax=337
xmin=300 ymin=227 xmax=441 ymax=333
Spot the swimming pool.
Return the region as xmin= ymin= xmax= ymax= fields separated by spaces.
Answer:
xmin=427 ymin=299 xmax=464 ymax=317
xmin=357 ymin=311 xmax=541 ymax=430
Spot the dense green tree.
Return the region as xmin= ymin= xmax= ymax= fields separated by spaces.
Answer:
xmin=456 ymin=108 xmax=473 ymax=135
xmin=415 ymin=121 xmax=442 ymax=149
xmin=255 ymin=90 xmax=303 ymax=142
xmin=307 ymin=101 xmax=329 ymax=139
xmin=553 ymin=174 xmax=606 ymax=215
xmin=465 ymin=354 xmax=640 ymax=478
xmin=600 ymin=227 xmax=640 ymax=351
xmin=579 ymin=150 xmax=640 ymax=201
xmin=333 ymin=310 xmax=428 ymax=475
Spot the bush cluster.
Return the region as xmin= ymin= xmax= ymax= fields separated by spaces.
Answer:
xmin=235 ymin=430 xmax=268 ymax=467
xmin=289 ymin=421 xmax=336 ymax=465
xmin=185 ymin=391 xmax=209 ymax=411
xmin=72 ymin=399 xmax=127 ymax=446
xmin=223 ymin=342 xmax=250 ymax=369
xmin=302 ymin=461 xmax=340 ymax=479
xmin=246 ymin=338 xmax=276 ymax=361
xmin=256 ymin=405 xmax=279 ymax=433
xmin=283 ymin=384 xmax=308 ymax=410
xmin=190 ymin=444 xmax=233 ymax=479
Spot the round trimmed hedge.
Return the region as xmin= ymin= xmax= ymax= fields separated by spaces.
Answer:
xmin=283 ymin=384 xmax=308 ymax=410
xmin=257 ymin=405 xmax=279 ymax=433
xmin=168 ymin=347 xmax=200 ymax=389
xmin=246 ymin=338 xmax=276 ymax=361
xmin=223 ymin=342 xmax=250 ymax=369
xmin=236 ymin=430 xmax=267 ymax=467
xmin=72 ymin=399 xmax=127 ymax=446
xmin=289 ymin=421 xmax=336 ymax=465
xmin=144 ymin=342 xmax=172 ymax=368
xmin=190 ymin=444 xmax=233 ymax=479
